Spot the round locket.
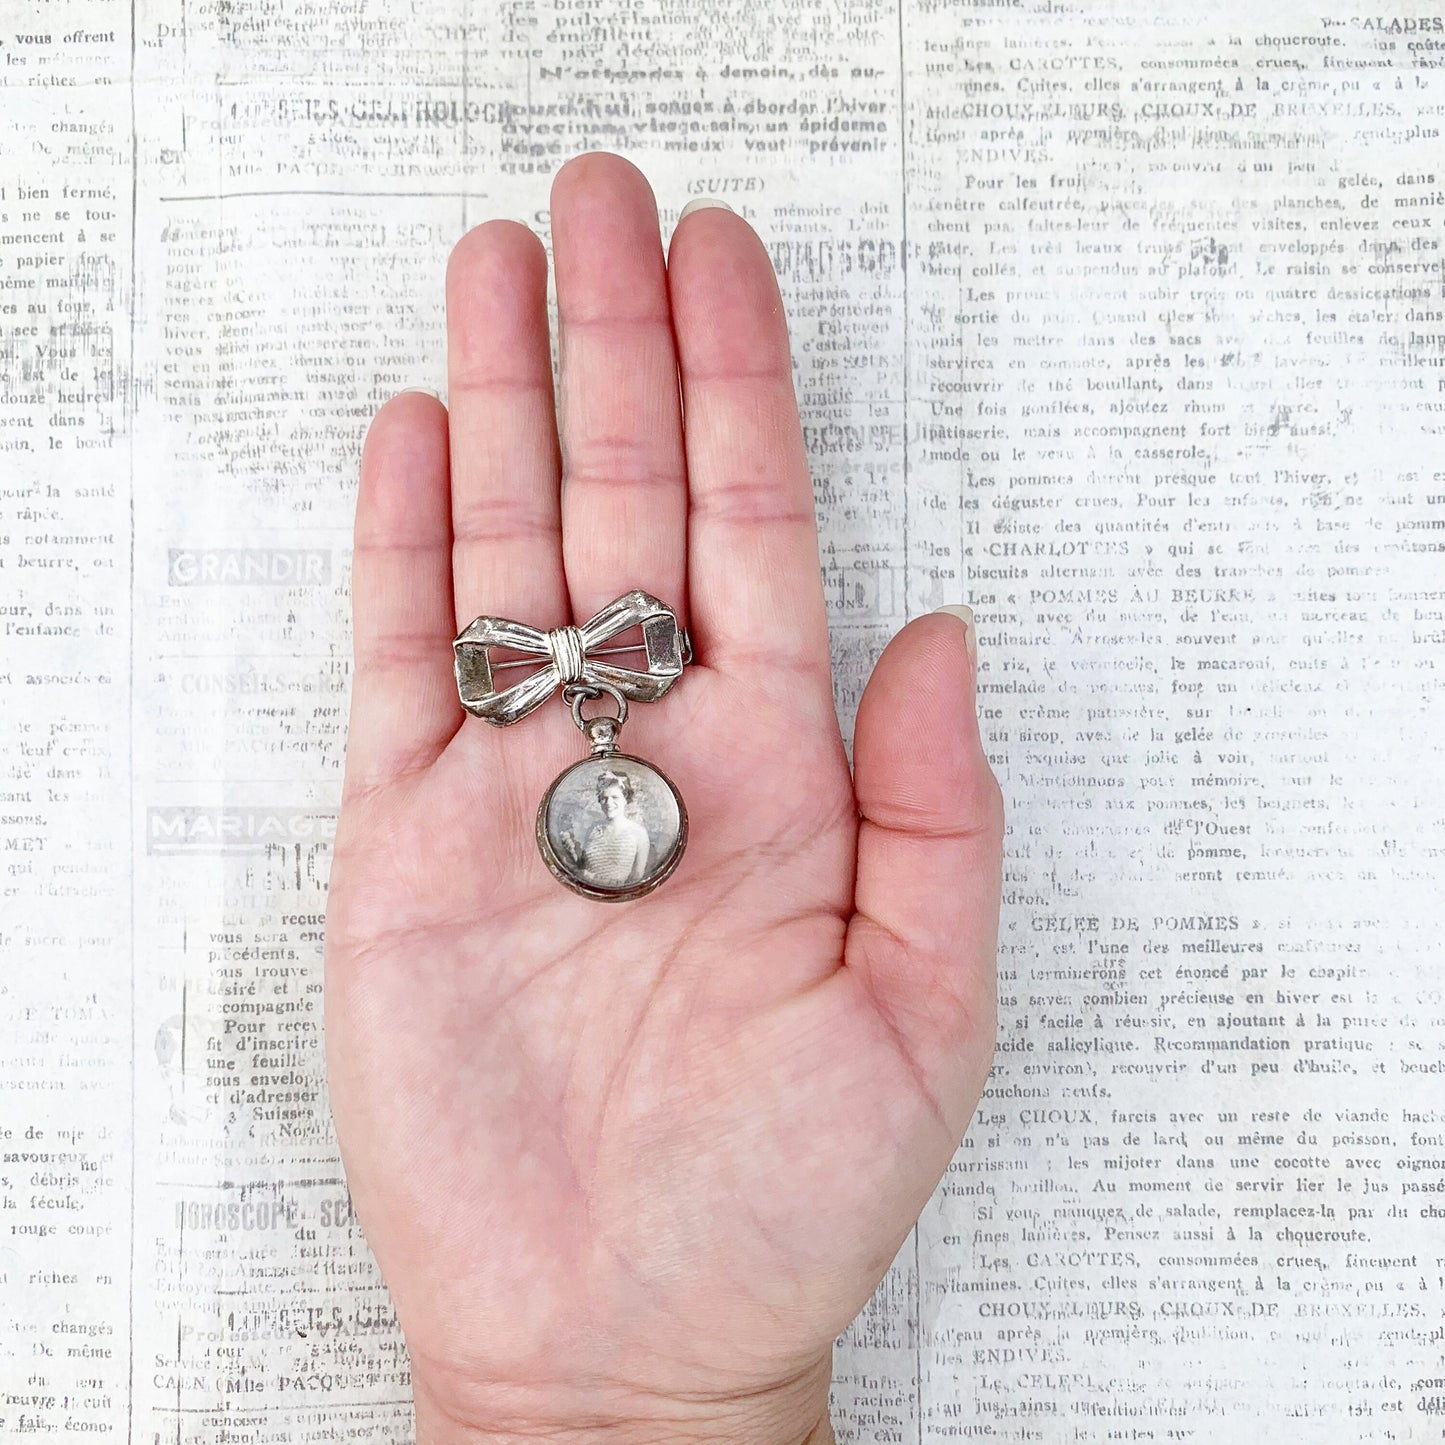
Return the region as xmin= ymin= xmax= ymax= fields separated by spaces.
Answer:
xmin=536 ymin=751 xmax=688 ymax=902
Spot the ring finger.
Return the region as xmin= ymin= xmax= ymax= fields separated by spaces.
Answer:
xmin=446 ymin=217 xmax=567 ymax=634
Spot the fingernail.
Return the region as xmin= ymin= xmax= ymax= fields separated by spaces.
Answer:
xmin=679 ymin=197 xmax=734 ymax=220
xmin=400 ymin=386 xmax=441 ymax=399
xmin=933 ymin=604 xmax=977 ymax=672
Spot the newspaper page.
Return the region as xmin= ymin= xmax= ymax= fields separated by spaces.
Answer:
xmin=2 ymin=0 xmax=1443 ymax=1440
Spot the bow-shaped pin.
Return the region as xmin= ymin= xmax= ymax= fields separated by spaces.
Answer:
xmin=454 ymin=589 xmax=691 ymax=726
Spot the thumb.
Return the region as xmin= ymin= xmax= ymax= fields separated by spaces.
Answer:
xmin=845 ymin=605 xmax=1004 ymax=1137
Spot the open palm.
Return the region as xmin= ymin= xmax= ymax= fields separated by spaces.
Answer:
xmin=323 ymin=152 xmax=1004 ymax=1445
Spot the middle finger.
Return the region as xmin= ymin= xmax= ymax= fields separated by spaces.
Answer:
xmin=550 ymin=153 xmax=687 ymax=628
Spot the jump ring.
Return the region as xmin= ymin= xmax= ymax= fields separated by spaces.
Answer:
xmin=567 ymin=679 xmax=629 ymax=733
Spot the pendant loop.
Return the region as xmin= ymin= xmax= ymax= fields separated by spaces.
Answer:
xmin=564 ymin=679 xmax=629 ymax=734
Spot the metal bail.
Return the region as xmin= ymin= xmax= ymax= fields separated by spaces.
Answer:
xmin=582 ymin=716 xmax=621 ymax=756
xmin=564 ymin=681 xmax=628 ymax=755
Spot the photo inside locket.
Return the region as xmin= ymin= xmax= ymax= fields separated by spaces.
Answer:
xmin=545 ymin=756 xmax=681 ymax=892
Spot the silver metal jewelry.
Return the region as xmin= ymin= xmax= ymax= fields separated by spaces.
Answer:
xmin=454 ymin=589 xmax=691 ymax=901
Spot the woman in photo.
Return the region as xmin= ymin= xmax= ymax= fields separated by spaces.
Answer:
xmin=564 ymin=768 xmax=652 ymax=889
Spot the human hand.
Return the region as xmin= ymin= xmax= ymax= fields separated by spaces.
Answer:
xmin=323 ymin=152 xmax=1004 ymax=1445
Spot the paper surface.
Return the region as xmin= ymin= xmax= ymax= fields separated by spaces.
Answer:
xmin=3 ymin=0 xmax=1444 ymax=1439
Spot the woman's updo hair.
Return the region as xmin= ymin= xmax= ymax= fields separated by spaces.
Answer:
xmin=595 ymin=769 xmax=634 ymax=805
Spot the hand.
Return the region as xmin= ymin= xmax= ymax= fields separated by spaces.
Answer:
xmin=324 ymin=151 xmax=1004 ymax=1445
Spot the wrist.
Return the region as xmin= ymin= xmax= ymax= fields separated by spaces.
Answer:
xmin=411 ymin=1349 xmax=835 ymax=1445
xmin=415 ymin=1413 xmax=834 ymax=1445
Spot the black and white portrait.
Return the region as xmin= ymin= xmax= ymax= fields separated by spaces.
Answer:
xmin=540 ymin=755 xmax=685 ymax=896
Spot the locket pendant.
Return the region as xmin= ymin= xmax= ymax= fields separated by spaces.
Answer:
xmin=535 ymin=683 xmax=688 ymax=902
xmin=453 ymin=590 xmax=693 ymax=901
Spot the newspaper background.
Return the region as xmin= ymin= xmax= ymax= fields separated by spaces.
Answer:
xmin=2 ymin=0 xmax=1444 ymax=1439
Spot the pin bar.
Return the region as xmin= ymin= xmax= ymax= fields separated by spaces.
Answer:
xmin=487 ymin=628 xmax=693 ymax=670
xmin=489 ymin=642 xmax=648 ymax=671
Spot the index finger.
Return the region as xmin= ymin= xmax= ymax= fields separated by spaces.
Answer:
xmin=665 ymin=205 xmax=832 ymax=691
